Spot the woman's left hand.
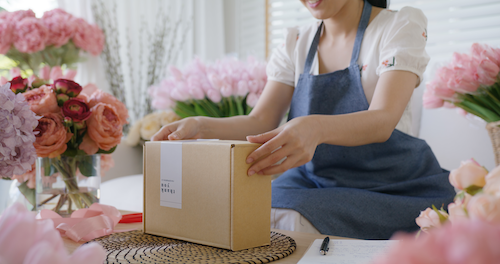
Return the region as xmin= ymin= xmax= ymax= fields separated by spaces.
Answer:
xmin=245 ymin=116 xmax=321 ymax=176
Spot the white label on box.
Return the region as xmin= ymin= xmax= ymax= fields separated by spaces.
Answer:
xmin=160 ymin=142 xmax=183 ymax=209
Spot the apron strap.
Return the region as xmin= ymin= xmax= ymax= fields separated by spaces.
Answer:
xmin=302 ymin=0 xmax=373 ymax=74
xmin=350 ymin=0 xmax=372 ymax=65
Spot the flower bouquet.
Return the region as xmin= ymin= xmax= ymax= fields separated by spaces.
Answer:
xmin=125 ymin=110 xmax=180 ymax=146
xmin=5 ymin=74 xmax=128 ymax=214
xmin=368 ymin=159 xmax=500 ymax=264
xmin=148 ymin=56 xmax=267 ymax=118
xmin=0 ymin=8 xmax=104 ymax=74
xmin=423 ymin=43 xmax=500 ymax=165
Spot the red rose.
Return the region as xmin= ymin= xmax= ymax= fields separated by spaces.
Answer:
xmin=61 ymin=98 xmax=91 ymax=122
xmin=9 ymin=76 xmax=28 ymax=94
xmin=53 ymin=79 xmax=82 ymax=97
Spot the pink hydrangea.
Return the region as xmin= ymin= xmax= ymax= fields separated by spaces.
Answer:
xmin=5 ymin=9 xmax=36 ymax=21
xmin=41 ymin=8 xmax=77 ymax=47
xmin=0 ymin=18 xmax=15 ymax=54
xmin=0 ymin=83 xmax=39 ymax=178
xmin=14 ymin=17 xmax=49 ymax=53
xmin=73 ymin=18 xmax=105 ymax=56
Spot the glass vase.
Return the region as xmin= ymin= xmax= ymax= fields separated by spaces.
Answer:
xmin=36 ymin=154 xmax=101 ymax=215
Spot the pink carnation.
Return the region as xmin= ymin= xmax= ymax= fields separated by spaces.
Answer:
xmin=14 ymin=17 xmax=49 ymax=53
xmin=41 ymin=8 xmax=77 ymax=47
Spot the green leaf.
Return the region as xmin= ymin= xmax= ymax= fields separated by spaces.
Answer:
xmin=97 ymin=145 xmax=117 ymax=154
xmin=176 ymin=101 xmax=197 ymax=116
xmin=432 ymin=204 xmax=448 ymax=224
xmin=78 ymin=155 xmax=98 ymax=177
xmin=193 ymin=101 xmax=209 ymax=116
xmin=460 ymin=100 xmax=500 ymax=122
xmin=173 ymin=108 xmax=191 ymax=119
xmin=18 ymin=181 xmax=36 ymax=207
xmin=464 ymin=185 xmax=483 ymax=196
xmin=2 ymin=177 xmax=12 ymax=180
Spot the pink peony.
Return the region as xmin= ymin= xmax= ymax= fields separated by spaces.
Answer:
xmin=14 ymin=17 xmax=49 ymax=53
xmin=88 ymin=88 xmax=129 ymax=125
xmin=449 ymin=159 xmax=488 ymax=190
xmin=415 ymin=207 xmax=447 ymax=232
xmin=0 ymin=83 xmax=39 ymax=178
xmin=33 ymin=113 xmax=72 ymax=158
xmin=22 ymin=85 xmax=60 ymax=115
xmin=0 ymin=203 xmax=106 ymax=264
xmin=41 ymin=8 xmax=76 ymax=47
xmin=370 ymin=219 xmax=500 ymax=264
xmin=83 ymin=103 xmax=123 ymax=152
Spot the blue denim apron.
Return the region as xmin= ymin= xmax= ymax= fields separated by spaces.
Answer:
xmin=271 ymin=1 xmax=455 ymax=239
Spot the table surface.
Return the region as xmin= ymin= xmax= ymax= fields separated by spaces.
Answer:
xmin=63 ymin=217 xmax=353 ymax=264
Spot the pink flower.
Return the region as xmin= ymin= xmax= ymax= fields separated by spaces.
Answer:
xmin=415 ymin=207 xmax=447 ymax=232
xmin=477 ymin=58 xmax=500 ymax=86
xmin=9 ymin=76 xmax=28 ymax=94
xmin=9 ymin=67 xmax=21 ymax=78
xmin=423 ymin=86 xmax=445 ymax=109
xmin=64 ymin=69 xmax=77 ymax=80
xmin=246 ymin=92 xmax=259 ymax=108
xmin=22 ymin=85 xmax=60 ymax=115
xmin=370 ymin=219 xmax=500 ymax=264
xmin=7 ymin=9 xmax=36 ymax=21
xmin=34 ymin=113 xmax=72 ymax=158
xmin=0 ymin=203 xmax=105 ymax=264
xmin=54 ymin=79 xmax=82 ymax=97
xmin=207 ymin=89 xmax=222 ymax=103
xmin=39 ymin=65 xmax=51 ymax=80
xmin=73 ymin=19 xmax=105 ymax=56
xmin=0 ymin=18 xmax=14 ymax=54
xmin=12 ymin=163 xmax=37 ymax=189
xmin=62 ymin=98 xmax=91 ymax=122
xmin=41 ymin=8 xmax=76 ymax=47
xmin=447 ymin=193 xmax=471 ymax=223
xmin=449 ymin=159 xmax=488 ymax=190
xmin=100 ymin=154 xmax=115 ymax=176
xmin=14 ymin=17 xmax=49 ymax=53
xmin=467 ymin=193 xmax=500 ymax=224
xmin=50 ymin=66 xmax=63 ymax=80
xmin=84 ymin=103 xmax=123 ymax=152
xmin=471 ymin=43 xmax=500 ymax=67
xmin=88 ymin=89 xmax=129 ymax=125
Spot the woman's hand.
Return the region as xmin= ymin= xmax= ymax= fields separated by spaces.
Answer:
xmin=151 ymin=117 xmax=204 ymax=141
xmin=246 ymin=116 xmax=322 ymax=176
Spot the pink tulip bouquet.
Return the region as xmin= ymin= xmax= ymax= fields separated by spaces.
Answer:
xmin=3 ymin=73 xmax=128 ymax=213
xmin=0 ymin=8 xmax=104 ymax=75
xmin=149 ymin=56 xmax=267 ymax=118
xmin=423 ymin=43 xmax=500 ymax=123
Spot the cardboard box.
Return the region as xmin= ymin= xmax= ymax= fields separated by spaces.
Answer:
xmin=143 ymin=140 xmax=272 ymax=251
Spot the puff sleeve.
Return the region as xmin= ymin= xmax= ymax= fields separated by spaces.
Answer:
xmin=377 ymin=7 xmax=430 ymax=85
xmin=266 ymin=27 xmax=299 ymax=87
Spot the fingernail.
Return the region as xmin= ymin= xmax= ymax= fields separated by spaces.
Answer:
xmin=171 ymin=134 xmax=178 ymax=139
xmin=258 ymin=171 xmax=264 ymax=175
xmin=246 ymin=157 xmax=254 ymax=164
xmin=248 ymin=170 xmax=255 ymax=176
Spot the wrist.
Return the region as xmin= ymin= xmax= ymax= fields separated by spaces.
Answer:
xmin=309 ymin=115 xmax=326 ymax=145
xmin=194 ymin=116 xmax=208 ymax=138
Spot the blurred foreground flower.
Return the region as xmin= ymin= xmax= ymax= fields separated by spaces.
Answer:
xmin=0 ymin=203 xmax=105 ymax=264
xmin=125 ymin=110 xmax=180 ymax=146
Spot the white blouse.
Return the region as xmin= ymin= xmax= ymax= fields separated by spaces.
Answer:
xmin=266 ymin=7 xmax=430 ymax=135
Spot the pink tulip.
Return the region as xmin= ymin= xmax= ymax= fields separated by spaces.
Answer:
xmin=237 ymin=80 xmax=249 ymax=96
xmin=0 ymin=203 xmax=105 ymax=264
xmin=220 ymin=84 xmax=233 ymax=97
xmin=39 ymin=65 xmax=51 ymax=80
xmin=10 ymin=67 xmax=21 ymax=78
xmin=422 ymin=88 xmax=444 ymax=109
xmin=246 ymin=92 xmax=259 ymax=108
xmin=169 ymin=66 xmax=184 ymax=81
xmin=471 ymin=43 xmax=500 ymax=67
xmin=477 ymin=58 xmax=500 ymax=86
xmin=449 ymin=159 xmax=488 ymax=190
xmin=207 ymin=89 xmax=222 ymax=103
xmin=50 ymin=66 xmax=63 ymax=80
xmin=64 ymin=69 xmax=78 ymax=80
xmin=170 ymin=87 xmax=190 ymax=102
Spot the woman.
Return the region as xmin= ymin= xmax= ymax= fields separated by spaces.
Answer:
xmin=152 ymin=0 xmax=455 ymax=239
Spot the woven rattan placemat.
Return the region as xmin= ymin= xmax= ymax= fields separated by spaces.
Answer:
xmin=89 ymin=230 xmax=296 ymax=264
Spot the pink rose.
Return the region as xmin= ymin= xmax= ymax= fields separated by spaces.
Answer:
xmin=22 ymin=85 xmax=60 ymax=115
xmin=41 ymin=8 xmax=76 ymax=47
xmin=415 ymin=207 xmax=447 ymax=232
xmin=62 ymin=98 xmax=91 ymax=122
xmin=88 ymin=89 xmax=129 ymax=125
xmin=467 ymin=194 xmax=500 ymax=224
xmin=33 ymin=113 xmax=72 ymax=158
xmin=84 ymin=103 xmax=123 ymax=152
xmin=14 ymin=17 xmax=49 ymax=53
xmin=449 ymin=159 xmax=488 ymax=190
xmin=447 ymin=193 xmax=472 ymax=223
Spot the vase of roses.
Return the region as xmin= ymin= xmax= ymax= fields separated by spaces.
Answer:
xmin=6 ymin=75 xmax=128 ymax=214
xmin=423 ymin=43 xmax=500 ymax=165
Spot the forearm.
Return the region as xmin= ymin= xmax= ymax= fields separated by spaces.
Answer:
xmin=195 ymin=114 xmax=280 ymax=140
xmin=313 ymin=109 xmax=398 ymax=147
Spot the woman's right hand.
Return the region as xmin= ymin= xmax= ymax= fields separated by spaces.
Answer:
xmin=151 ymin=117 xmax=204 ymax=141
